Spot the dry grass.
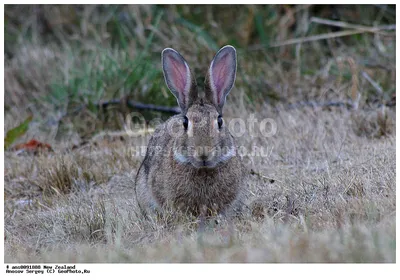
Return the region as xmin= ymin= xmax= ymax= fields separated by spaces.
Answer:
xmin=4 ymin=4 xmax=396 ymax=263
xmin=4 ymin=105 xmax=396 ymax=263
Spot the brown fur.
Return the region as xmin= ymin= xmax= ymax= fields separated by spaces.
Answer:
xmin=135 ymin=46 xmax=243 ymax=217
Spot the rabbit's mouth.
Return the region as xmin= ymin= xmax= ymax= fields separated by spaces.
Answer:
xmin=174 ymin=146 xmax=236 ymax=169
xmin=191 ymin=159 xmax=218 ymax=169
xmin=174 ymin=150 xmax=217 ymax=168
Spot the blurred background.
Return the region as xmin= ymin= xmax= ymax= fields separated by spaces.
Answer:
xmin=4 ymin=4 xmax=396 ymax=143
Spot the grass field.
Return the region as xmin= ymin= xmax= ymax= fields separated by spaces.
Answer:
xmin=4 ymin=5 xmax=396 ymax=262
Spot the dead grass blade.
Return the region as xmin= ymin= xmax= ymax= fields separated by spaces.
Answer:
xmin=250 ymin=26 xmax=395 ymax=50
xmin=310 ymin=17 xmax=395 ymax=35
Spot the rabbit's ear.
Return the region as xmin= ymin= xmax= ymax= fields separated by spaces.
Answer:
xmin=205 ymin=45 xmax=237 ymax=112
xmin=162 ymin=48 xmax=196 ymax=113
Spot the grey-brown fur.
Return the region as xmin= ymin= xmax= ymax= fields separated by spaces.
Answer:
xmin=135 ymin=46 xmax=243 ymax=217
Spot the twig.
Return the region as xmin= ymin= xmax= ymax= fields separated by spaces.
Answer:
xmin=250 ymin=169 xmax=281 ymax=184
xmin=51 ymin=98 xmax=180 ymax=128
xmin=59 ymin=99 xmax=180 ymax=121
xmin=101 ymin=99 xmax=181 ymax=114
xmin=249 ymin=25 xmax=395 ymax=50
xmin=361 ymin=71 xmax=384 ymax=95
xmin=310 ymin=17 xmax=395 ymax=35
xmin=250 ymin=30 xmax=362 ymax=49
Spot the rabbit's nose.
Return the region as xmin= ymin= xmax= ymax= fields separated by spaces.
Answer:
xmin=199 ymin=154 xmax=208 ymax=161
xmin=195 ymin=146 xmax=211 ymax=161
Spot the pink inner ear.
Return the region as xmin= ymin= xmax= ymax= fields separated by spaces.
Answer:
xmin=165 ymin=55 xmax=188 ymax=97
xmin=211 ymin=53 xmax=232 ymax=104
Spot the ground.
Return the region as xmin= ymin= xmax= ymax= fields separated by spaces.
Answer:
xmin=4 ymin=104 xmax=396 ymax=262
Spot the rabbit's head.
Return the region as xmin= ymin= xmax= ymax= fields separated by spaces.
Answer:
xmin=162 ymin=46 xmax=238 ymax=169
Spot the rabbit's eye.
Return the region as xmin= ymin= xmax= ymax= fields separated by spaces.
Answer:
xmin=183 ymin=116 xmax=189 ymax=130
xmin=217 ymin=115 xmax=223 ymax=129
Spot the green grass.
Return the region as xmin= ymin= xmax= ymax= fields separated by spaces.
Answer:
xmin=5 ymin=5 xmax=395 ymax=122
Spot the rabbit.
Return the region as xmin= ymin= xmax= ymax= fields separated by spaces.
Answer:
xmin=135 ymin=45 xmax=243 ymax=217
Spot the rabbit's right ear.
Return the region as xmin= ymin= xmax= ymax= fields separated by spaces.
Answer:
xmin=162 ymin=48 xmax=197 ymax=114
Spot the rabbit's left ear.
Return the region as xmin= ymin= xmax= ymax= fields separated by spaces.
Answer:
xmin=205 ymin=45 xmax=237 ymax=113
